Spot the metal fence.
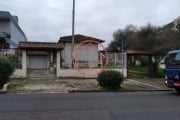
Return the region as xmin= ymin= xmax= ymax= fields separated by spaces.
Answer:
xmin=107 ymin=52 xmax=122 ymax=68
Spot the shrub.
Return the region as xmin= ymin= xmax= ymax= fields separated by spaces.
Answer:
xmin=0 ymin=58 xmax=15 ymax=88
xmin=97 ymin=70 xmax=123 ymax=90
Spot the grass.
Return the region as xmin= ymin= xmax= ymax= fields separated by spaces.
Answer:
xmin=107 ymin=65 xmax=122 ymax=69
xmin=128 ymin=66 xmax=164 ymax=78
xmin=157 ymin=68 xmax=165 ymax=77
xmin=128 ymin=66 xmax=148 ymax=76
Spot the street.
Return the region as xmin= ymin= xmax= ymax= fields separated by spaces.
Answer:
xmin=0 ymin=91 xmax=180 ymax=120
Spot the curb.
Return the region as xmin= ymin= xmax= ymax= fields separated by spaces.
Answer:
xmin=69 ymin=89 xmax=173 ymax=93
xmin=0 ymin=83 xmax=9 ymax=94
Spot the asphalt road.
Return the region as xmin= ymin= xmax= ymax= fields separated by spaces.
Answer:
xmin=0 ymin=91 xmax=180 ymax=120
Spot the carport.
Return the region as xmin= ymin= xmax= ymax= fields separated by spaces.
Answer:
xmin=126 ymin=50 xmax=152 ymax=77
xmin=18 ymin=41 xmax=64 ymax=77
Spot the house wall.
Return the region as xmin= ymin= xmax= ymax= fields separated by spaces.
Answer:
xmin=12 ymin=50 xmax=27 ymax=78
xmin=10 ymin=22 xmax=26 ymax=48
xmin=0 ymin=21 xmax=10 ymax=33
xmin=61 ymin=42 xmax=99 ymax=68
xmin=76 ymin=44 xmax=99 ymax=68
xmin=0 ymin=20 xmax=26 ymax=48
xmin=61 ymin=42 xmax=78 ymax=68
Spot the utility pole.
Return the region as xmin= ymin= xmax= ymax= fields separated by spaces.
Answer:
xmin=121 ymin=35 xmax=127 ymax=77
xmin=72 ymin=0 xmax=75 ymax=68
xmin=121 ymin=37 xmax=124 ymax=75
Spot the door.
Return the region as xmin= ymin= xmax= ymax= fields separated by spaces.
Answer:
xmin=29 ymin=55 xmax=48 ymax=69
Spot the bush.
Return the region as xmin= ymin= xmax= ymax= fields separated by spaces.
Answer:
xmin=0 ymin=58 xmax=15 ymax=88
xmin=97 ymin=70 xmax=123 ymax=90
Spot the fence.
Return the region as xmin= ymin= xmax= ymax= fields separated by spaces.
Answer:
xmin=106 ymin=52 xmax=122 ymax=68
xmin=0 ymin=48 xmax=22 ymax=69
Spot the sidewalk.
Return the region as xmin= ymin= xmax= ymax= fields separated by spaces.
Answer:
xmin=6 ymin=77 xmax=172 ymax=94
xmin=123 ymin=78 xmax=172 ymax=91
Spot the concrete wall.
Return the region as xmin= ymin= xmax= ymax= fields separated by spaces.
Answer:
xmin=12 ymin=69 xmax=26 ymax=78
xmin=57 ymin=69 xmax=99 ymax=78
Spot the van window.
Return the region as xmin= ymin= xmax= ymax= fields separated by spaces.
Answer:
xmin=166 ymin=52 xmax=180 ymax=64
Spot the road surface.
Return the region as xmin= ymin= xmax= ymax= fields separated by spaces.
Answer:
xmin=0 ymin=91 xmax=180 ymax=120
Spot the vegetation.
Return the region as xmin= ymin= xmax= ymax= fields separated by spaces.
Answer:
xmin=97 ymin=70 xmax=123 ymax=90
xmin=129 ymin=66 xmax=148 ymax=74
xmin=0 ymin=37 xmax=6 ymax=44
xmin=157 ymin=68 xmax=164 ymax=77
xmin=108 ymin=23 xmax=180 ymax=76
xmin=0 ymin=58 xmax=15 ymax=88
xmin=128 ymin=66 xmax=164 ymax=77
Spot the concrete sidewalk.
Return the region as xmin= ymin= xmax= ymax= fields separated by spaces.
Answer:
xmin=5 ymin=77 xmax=172 ymax=94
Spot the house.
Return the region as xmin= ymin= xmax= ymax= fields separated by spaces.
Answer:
xmin=14 ymin=34 xmax=105 ymax=78
xmin=0 ymin=11 xmax=27 ymax=50
xmin=59 ymin=34 xmax=104 ymax=69
xmin=163 ymin=16 xmax=180 ymax=32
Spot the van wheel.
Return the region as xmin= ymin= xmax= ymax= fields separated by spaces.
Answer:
xmin=175 ymin=88 xmax=180 ymax=93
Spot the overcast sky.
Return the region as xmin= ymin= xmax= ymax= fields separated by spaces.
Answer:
xmin=1 ymin=0 xmax=180 ymax=45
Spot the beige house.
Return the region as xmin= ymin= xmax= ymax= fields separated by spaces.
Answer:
xmin=59 ymin=34 xmax=104 ymax=69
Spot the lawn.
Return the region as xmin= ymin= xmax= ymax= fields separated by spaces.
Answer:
xmin=128 ymin=66 xmax=164 ymax=77
xmin=128 ymin=66 xmax=148 ymax=76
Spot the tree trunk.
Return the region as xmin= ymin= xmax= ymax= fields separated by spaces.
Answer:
xmin=0 ymin=84 xmax=3 ymax=89
xmin=149 ymin=63 xmax=158 ymax=77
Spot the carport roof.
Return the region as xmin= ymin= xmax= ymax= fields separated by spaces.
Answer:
xmin=19 ymin=41 xmax=64 ymax=50
xmin=127 ymin=50 xmax=152 ymax=55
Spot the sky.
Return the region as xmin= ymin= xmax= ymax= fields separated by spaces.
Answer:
xmin=0 ymin=0 xmax=180 ymax=46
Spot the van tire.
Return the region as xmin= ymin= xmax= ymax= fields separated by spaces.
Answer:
xmin=175 ymin=88 xmax=180 ymax=93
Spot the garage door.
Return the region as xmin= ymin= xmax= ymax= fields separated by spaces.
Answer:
xmin=29 ymin=55 xmax=48 ymax=69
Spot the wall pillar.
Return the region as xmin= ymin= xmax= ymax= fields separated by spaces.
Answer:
xmin=56 ymin=50 xmax=61 ymax=77
xmin=22 ymin=50 xmax=27 ymax=77
xmin=115 ymin=53 xmax=117 ymax=66
xmin=50 ymin=52 xmax=53 ymax=62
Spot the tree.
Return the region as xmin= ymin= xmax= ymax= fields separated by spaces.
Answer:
xmin=108 ymin=24 xmax=137 ymax=51
xmin=0 ymin=37 xmax=6 ymax=44
xmin=0 ymin=58 xmax=15 ymax=88
xmin=109 ymin=23 xmax=180 ymax=76
xmin=135 ymin=24 xmax=161 ymax=75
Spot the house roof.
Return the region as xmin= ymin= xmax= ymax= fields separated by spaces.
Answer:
xmin=58 ymin=34 xmax=105 ymax=43
xmin=0 ymin=11 xmax=27 ymax=40
xmin=18 ymin=41 xmax=64 ymax=50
